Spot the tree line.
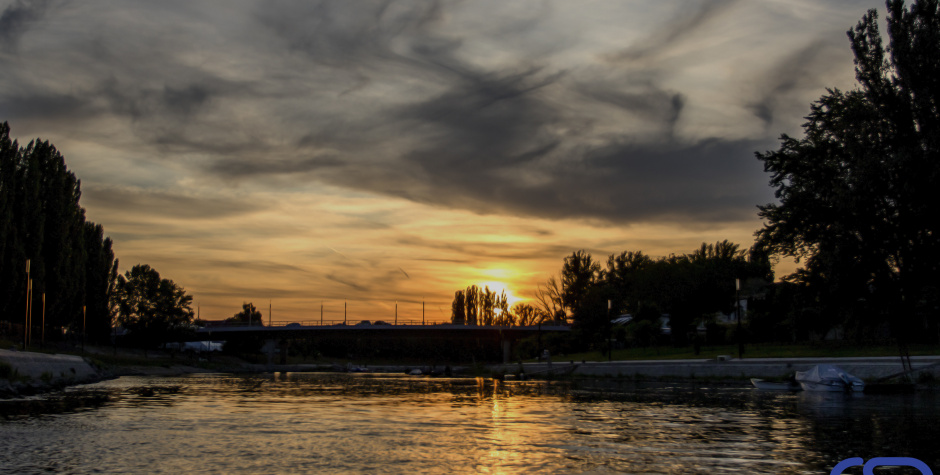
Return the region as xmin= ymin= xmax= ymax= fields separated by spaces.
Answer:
xmin=1 ymin=122 xmax=196 ymax=348
xmin=449 ymin=242 xmax=770 ymax=340
xmin=1 ymin=122 xmax=118 ymax=345
xmin=449 ymin=0 xmax=940 ymax=352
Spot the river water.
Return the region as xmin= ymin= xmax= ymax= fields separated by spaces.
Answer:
xmin=1 ymin=373 xmax=938 ymax=474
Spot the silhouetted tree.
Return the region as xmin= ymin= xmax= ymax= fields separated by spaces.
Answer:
xmin=83 ymin=223 xmax=118 ymax=343
xmin=756 ymin=0 xmax=940 ymax=343
xmin=451 ymin=290 xmax=466 ymax=324
xmin=451 ymin=285 xmax=511 ymax=326
xmin=465 ymin=285 xmax=479 ymax=326
xmin=535 ymin=275 xmax=566 ymax=324
xmin=0 ymin=123 xmax=117 ymax=345
xmin=228 ymin=302 xmax=264 ymax=326
xmin=602 ymin=250 xmax=653 ymax=316
xmin=561 ymin=250 xmax=600 ymax=315
xmin=511 ymin=303 xmax=542 ymax=326
xmin=114 ymin=264 xmax=194 ymax=348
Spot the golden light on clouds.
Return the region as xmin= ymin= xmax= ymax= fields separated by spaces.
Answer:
xmin=83 ymin=183 xmax=770 ymax=323
xmin=2 ymin=0 xmax=858 ymax=324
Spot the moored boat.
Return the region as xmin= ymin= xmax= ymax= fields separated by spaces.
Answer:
xmin=795 ymin=364 xmax=865 ymax=392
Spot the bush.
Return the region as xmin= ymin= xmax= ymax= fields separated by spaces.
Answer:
xmin=626 ymin=320 xmax=660 ymax=347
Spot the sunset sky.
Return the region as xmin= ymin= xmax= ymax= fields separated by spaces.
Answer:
xmin=0 ymin=0 xmax=881 ymax=322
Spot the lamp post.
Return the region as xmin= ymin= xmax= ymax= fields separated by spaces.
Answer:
xmin=23 ymin=259 xmax=30 ymax=350
xmin=736 ymin=278 xmax=743 ymax=359
xmin=82 ymin=305 xmax=86 ymax=355
xmin=41 ymin=293 xmax=45 ymax=349
xmin=27 ymin=278 xmax=33 ymax=347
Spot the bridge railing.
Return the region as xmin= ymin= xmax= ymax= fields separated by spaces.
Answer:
xmin=200 ymin=320 xmax=570 ymax=329
xmin=202 ymin=319 xmax=456 ymax=328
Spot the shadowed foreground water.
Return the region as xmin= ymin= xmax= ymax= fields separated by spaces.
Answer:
xmin=1 ymin=373 xmax=939 ymax=474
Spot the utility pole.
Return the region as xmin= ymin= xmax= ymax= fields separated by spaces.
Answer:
xmin=82 ymin=305 xmax=86 ymax=355
xmin=41 ymin=293 xmax=45 ymax=349
xmin=422 ymin=299 xmax=425 ymax=325
xmin=27 ymin=278 xmax=33 ymax=347
xmin=736 ymin=278 xmax=743 ymax=359
xmin=320 ymin=301 xmax=323 ymax=325
xmin=269 ymin=300 xmax=272 ymax=326
xmin=395 ymin=301 xmax=398 ymax=325
xmin=23 ymin=259 xmax=30 ymax=349
xmin=344 ymin=300 xmax=347 ymax=324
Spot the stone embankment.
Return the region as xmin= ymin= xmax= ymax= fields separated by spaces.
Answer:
xmin=504 ymin=355 xmax=940 ymax=382
xmin=0 ymin=348 xmax=104 ymax=397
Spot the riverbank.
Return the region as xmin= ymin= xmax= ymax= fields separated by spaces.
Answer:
xmin=0 ymin=347 xmax=460 ymax=397
xmin=5 ymin=346 xmax=940 ymax=397
xmin=0 ymin=349 xmax=104 ymax=397
xmin=496 ymin=355 xmax=940 ymax=383
xmin=0 ymin=347 xmax=251 ymax=397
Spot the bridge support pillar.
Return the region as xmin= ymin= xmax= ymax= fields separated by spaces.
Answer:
xmin=502 ymin=339 xmax=511 ymax=364
xmin=262 ymin=339 xmax=277 ymax=365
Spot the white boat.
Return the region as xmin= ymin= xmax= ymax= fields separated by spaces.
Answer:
xmin=795 ymin=364 xmax=865 ymax=392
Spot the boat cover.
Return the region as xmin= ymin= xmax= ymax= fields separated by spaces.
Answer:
xmin=795 ymin=364 xmax=864 ymax=389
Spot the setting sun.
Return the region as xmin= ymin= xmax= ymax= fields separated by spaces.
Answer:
xmin=477 ymin=281 xmax=524 ymax=308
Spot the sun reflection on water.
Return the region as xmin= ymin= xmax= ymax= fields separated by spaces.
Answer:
xmin=2 ymin=374 xmax=940 ymax=473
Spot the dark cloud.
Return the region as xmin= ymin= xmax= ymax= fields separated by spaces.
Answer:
xmin=82 ymin=187 xmax=263 ymax=220
xmin=208 ymin=154 xmax=344 ymax=177
xmin=0 ymin=0 xmax=51 ymax=50
xmin=575 ymin=81 xmax=686 ymax=139
xmin=227 ymin=0 xmax=776 ymax=226
xmin=256 ymin=0 xmax=450 ymax=70
xmin=0 ymin=91 xmax=88 ymax=119
xmin=0 ymin=0 xmax=862 ymax=230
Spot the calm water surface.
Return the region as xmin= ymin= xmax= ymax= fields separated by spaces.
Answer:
xmin=1 ymin=373 xmax=938 ymax=474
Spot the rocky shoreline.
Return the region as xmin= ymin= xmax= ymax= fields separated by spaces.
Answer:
xmin=0 ymin=348 xmax=245 ymax=398
xmin=0 ymin=348 xmax=106 ymax=398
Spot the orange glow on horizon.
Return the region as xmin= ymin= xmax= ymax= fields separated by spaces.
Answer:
xmin=476 ymin=281 xmax=524 ymax=308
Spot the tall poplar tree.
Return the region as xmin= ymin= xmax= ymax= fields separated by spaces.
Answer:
xmin=756 ymin=0 xmax=940 ymax=343
xmin=0 ymin=122 xmax=118 ymax=344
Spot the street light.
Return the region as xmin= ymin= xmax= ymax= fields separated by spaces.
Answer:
xmin=82 ymin=305 xmax=86 ymax=355
xmin=41 ymin=293 xmax=45 ymax=349
xmin=23 ymin=259 xmax=30 ymax=350
xmin=736 ymin=278 xmax=743 ymax=359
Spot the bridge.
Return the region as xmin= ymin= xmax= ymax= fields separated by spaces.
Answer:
xmin=194 ymin=321 xmax=571 ymax=364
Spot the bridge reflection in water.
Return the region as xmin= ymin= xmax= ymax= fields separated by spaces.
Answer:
xmin=195 ymin=322 xmax=571 ymax=363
